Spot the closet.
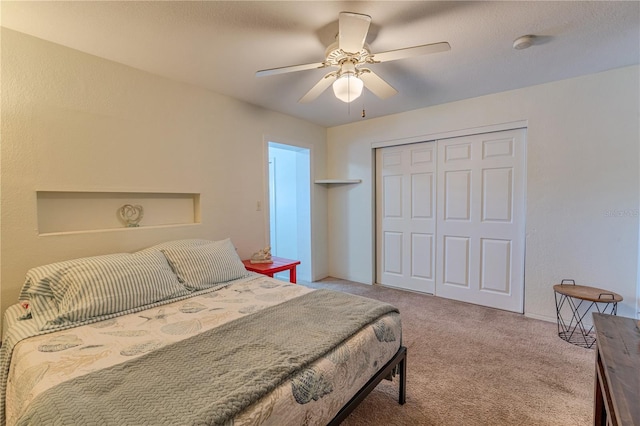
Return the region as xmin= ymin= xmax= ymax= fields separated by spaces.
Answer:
xmin=375 ymin=128 xmax=526 ymax=312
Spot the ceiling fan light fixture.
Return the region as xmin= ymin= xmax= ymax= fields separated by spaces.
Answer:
xmin=333 ymin=73 xmax=363 ymax=103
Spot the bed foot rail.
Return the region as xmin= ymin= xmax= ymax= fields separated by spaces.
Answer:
xmin=327 ymin=345 xmax=407 ymax=425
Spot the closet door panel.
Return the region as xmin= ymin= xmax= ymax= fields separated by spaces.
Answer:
xmin=436 ymin=129 xmax=526 ymax=313
xmin=376 ymin=142 xmax=436 ymax=293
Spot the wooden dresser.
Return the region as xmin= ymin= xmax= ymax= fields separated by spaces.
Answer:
xmin=592 ymin=314 xmax=640 ymax=426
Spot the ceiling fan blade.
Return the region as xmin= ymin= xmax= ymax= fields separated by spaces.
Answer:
xmin=299 ymin=73 xmax=337 ymax=103
xmin=359 ymin=70 xmax=397 ymax=99
xmin=372 ymin=42 xmax=451 ymax=63
xmin=256 ymin=61 xmax=326 ymax=77
xmin=339 ymin=12 xmax=371 ymax=53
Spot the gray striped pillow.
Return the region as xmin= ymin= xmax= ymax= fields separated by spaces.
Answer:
xmin=20 ymin=253 xmax=131 ymax=321
xmin=50 ymin=251 xmax=189 ymax=325
xmin=20 ymin=254 xmax=130 ymax=303
xmin=136 ymin=239 xmax=213 ymax=254
xmin=161 ymin=238 xmax=250 ymax=290
xmin=27 ymin=293 xmax=61 ymax=331
xmin=20 ymin=240 xmax=212 ymax=302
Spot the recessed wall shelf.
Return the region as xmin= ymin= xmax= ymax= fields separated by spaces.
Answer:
xmin=314 ymin=179 xmax=362 ymax=184
xmin=36 ymin=191 xmax=201 ymax=235
xmin=40 ymin=223 xmax=201 ymax=237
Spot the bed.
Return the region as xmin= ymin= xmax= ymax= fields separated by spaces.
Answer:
xmin=0 ymin=238 xmax=406 ymax=425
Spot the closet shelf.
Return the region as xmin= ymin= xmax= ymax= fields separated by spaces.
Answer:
xmin=314 ymin=179 xmax=362 ymax=184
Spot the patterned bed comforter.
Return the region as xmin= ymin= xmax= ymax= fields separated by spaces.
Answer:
xmin=3 ymin=276 xmax=402 ymax=425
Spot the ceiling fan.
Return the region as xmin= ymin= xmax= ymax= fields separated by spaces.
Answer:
xmin=256 ymin=12 xmax=451 ymax=104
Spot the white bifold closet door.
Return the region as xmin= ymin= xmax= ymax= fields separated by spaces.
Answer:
xmin=376 ymin=143 xmax=436 ymax=293
xmin=376 ymin=129 xmax=526 ymax=313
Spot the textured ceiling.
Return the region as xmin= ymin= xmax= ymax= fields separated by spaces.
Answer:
xmin=2 ymin=1 xmax=639 ymax=127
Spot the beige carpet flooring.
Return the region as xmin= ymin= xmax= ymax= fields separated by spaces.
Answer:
xmin=302 ymin=278 xmax=595 ymax=426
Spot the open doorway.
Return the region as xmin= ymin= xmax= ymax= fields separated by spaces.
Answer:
xmin=268 ymin=142 xmax=311 ymax=282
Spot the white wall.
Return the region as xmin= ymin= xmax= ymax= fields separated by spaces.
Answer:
xmin=327 ymin=65 xmax=640 ymax=321
xmin=0 ymin=28 xmax=328 ymax=317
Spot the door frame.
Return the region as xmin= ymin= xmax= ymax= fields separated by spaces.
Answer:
xmin=262 ymin=135 xmax=315 ymax=282
xmin=371 ymin=121 xmax=528 ymax=150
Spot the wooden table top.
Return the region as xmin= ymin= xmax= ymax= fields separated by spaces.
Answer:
xmin=553 ymin=284 xmax=623 ymax=303
xmin=593 ymin=314 xmax=640 ymax=425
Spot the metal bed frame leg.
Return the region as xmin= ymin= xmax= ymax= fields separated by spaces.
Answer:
xmin=327 ymin=345 xmax=407 ymax=425
xmin=399 ymin=347 xmax=407 ymax=405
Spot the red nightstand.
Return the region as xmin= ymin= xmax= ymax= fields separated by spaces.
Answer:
xmin=242 ymin=257 xmax=301 ymax=283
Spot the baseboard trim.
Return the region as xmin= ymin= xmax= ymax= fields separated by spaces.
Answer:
xmin=525 ymin=312 xmax=556 ymax=323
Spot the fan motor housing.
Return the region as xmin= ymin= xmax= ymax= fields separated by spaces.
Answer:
xmin=325 ymin=41 xmax=371 ymax=67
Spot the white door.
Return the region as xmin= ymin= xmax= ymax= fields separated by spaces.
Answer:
xmin=435 ymin=129 xmax=526 ymax=312
xmin=376 ymin=142 xmax=437 ymax=293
